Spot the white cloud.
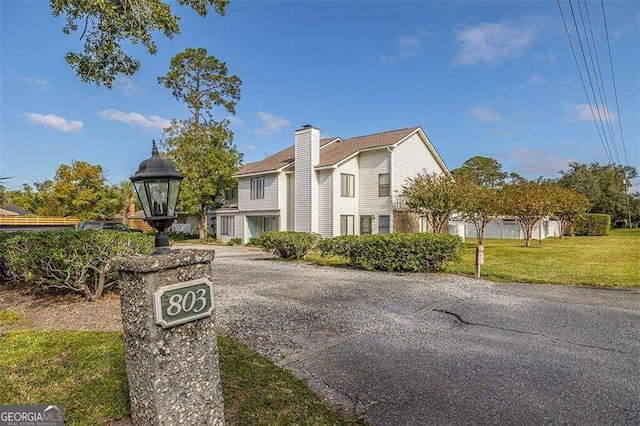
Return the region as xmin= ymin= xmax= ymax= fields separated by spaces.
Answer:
xmin=252 ymin=111 xmax=291 ymax=136
xmin=245 ymin=144 xmax=257 ymax=152
xmin=22 ymin=76 xmax=48 ymax=86
xmin=567 ymin=103 xmax=617 ymax=122
xmin=113 ymin=77 xmax=141 ymax=95
xmin=97 ymin=109 xmax=170 ymax=130
xmin=470 ymin=107 xmax=504 ymax=123
xmin=524 ymin=74 xmax=545 ymax=86
xmin=24 ymin=112 xmax=83 ymax=133
xmin=378 ymin=55 xmax=396 ymax=66
xmin=397 ymin=36 xmax=421 ymax=57
xmin=534 ymin=52 xmax=555 ymax=65
xmin=455 ymin=20 xmax=537 ymax=65
xmin=502 ymin=147 xmax=574 ymax=176
xmin=227 ymin=116 xmax=247 ymax=128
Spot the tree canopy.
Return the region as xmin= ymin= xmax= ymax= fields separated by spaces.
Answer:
xmin=3 ymin=161 xmax=134 ymax=220
xmin=451 ymin=156 xmax=508 ymax=188
xmin=158 ymin=47 xmax=241 ymax=126
xmin=50 ymin=0 xmax=229 ymax=86
xmin=159 ymin=47 xmax=243 ymax=237
xmin=558 ymin=162 xmax=637 ymax=222
xmin=401 ymin=172 xmax=463 ymax=233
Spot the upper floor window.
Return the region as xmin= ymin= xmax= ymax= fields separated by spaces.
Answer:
xmin=378 ymin=173 xmax=390 ymax=197
xmin=341 ymin=173 xmax=355 ymax=197
xmin=250 ymin=177 xmax=265 ymax=199
xmin=224 ymin=187 xmax=237 ymax=203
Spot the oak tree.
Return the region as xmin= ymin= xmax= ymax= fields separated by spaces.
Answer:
xmin=50 ymin=0 xmax=229 ymax=86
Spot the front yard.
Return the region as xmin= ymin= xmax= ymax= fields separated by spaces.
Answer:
xmin=307 ymin=228 xmax=639 ymax=288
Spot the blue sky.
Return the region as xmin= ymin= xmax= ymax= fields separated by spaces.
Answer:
xmin=1 ymin=1 xmax=639 ymax=191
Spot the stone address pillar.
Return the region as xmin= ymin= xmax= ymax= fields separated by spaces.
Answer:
xmin=117 ymin=249 xmax=224 ymax=425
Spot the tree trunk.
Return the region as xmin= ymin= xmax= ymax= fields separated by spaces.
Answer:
xmin=559 ymin=221 xmax=566 ymax=240
xmin=198 ymin=212 xmax=208 ymax=239
xmin=524 ymin=225 xmax=533 ymax=247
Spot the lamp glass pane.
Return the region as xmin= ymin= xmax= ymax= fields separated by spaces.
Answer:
xmin=146 ymin=180 xmax=170 ymax=216
xmin=134 ymin=181 xmax=152 ymax=217
xmin=168 ymin=179 xmax=181 ymax=216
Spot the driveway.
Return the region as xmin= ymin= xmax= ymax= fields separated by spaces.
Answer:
xmin=200 ymin=245 xmax=640 ymax=425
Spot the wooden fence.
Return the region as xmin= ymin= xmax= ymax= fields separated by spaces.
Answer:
xmin=0 ymin=216 xmax=79 ymax=227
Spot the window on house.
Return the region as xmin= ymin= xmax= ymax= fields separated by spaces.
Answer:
xmin=263 ymin=216 xmax=272 ymax=232
xmin=224 ymin=187 xmax=237 ymax=203
xmin=378 ymin=173 xmax=390 ymax=197
xmin=340 ymin=215 xmax=355 ymax=235
xmin=341 ymin=174 xmax=355 ymax=197
xmin=250 ymin=177 xmax=265 ymax=199
xmin=221 ymin=216 xmax=234 ymax=236
xmin=360 ymin=216 xmax=372 ymax=235
xmin=378 ymin=215 xmax=390 ymax=234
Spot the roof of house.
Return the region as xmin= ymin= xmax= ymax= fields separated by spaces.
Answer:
xmin=234 ymin=127 xmax=420 ymax=176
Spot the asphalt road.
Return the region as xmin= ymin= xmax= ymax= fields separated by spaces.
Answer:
xmin=202 ymin=245 xmax=640 ymax=425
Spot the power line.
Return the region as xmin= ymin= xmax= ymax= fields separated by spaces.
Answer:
xmin=556 ymin=0 xmax=613 ymax=164
xmin=568 ymin=0 xmax=616 ymax=164
xmin=581 ymin=0 xmax=620 ymax=164
xmin=601 ymin=0 xmax=630 ymax=166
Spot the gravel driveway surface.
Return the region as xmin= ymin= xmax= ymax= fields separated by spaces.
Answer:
xmin=197 ymin=245 xmax=640 ymax=425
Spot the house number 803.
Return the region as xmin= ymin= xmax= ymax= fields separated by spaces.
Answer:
xmin=154 ymin=279 xmax=214 ymax=328
xmin=167 ymin=289 xmax=207 ymax=316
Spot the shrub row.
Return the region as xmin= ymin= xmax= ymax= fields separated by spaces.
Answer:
xmin=317 ymin=233 xmax=463 ymax=272
xmin=252 ymin=231 xmax=321 ymax=259
xmin=0 ymin=230 xmax=154 ymax=300
xmin=573 ymin=213 xmax=611 ymax=236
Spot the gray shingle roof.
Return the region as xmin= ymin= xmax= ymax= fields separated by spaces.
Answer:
xmin=234 ymin=127 xmax=419 ymax=176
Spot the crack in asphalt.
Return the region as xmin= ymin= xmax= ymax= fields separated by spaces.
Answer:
xmin=432 ymin=308 xmax=634 ymax=358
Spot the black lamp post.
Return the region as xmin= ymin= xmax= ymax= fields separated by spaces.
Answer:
xmin=130 ymin=141 xmax=184 ymax=253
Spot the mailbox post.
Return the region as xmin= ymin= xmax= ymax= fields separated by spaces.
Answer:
xmin=118 ymin=143 xmax=224 ymax=425
xmin=475 ymin=244 xmax=484 ymax=279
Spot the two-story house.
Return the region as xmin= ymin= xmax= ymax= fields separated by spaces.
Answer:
xmin=216 ymin=125 xmax=449 ymax=243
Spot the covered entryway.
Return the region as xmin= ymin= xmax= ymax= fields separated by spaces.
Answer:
xmin=246 ymin=214 xmax=279 ymax=241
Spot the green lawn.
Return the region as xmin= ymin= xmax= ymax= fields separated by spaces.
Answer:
xmin=0 ymin=325 xmax=365 ymax=425
xmin=306 ymin=228 xmax=639 ymax=288
xmin=447 ymin=228 xmax=639 ymax=287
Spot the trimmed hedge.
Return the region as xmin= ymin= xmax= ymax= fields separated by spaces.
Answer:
xmin=0 ymin=230 xmax=154 ymax=300
xmin=574 ymin=213 xmax=611 ymax=236
xmin=317 ymin=233 xmax=463 ymax=272
xmin=253 ymin=231 xmax=321 ymax=259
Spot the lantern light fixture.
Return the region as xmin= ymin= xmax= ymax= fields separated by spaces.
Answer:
xmin=130 ymin=141 xmax=183 ymax=253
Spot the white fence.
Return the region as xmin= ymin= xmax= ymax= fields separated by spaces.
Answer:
xmin=449 ymin=218 xmax=561 ymax=240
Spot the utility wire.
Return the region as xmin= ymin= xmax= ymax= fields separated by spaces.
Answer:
xmin=569 ymin=0 xmax=616 ymax=164
xmin=601 ymin=0 xmax=630 ymax=166
xmin=581 ymin=0 xmax=620 ymax=164
xmin=557 ymin=0 xmax=613 ymax=164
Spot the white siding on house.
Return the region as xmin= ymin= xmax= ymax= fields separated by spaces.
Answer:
xmin=392 ymin=132 xmax=445 ymax=194
xmin=358 ymin=149 xmax=392 ymax=233
xmin=294 ymin=127 xmax=320 ymax=232
xmin=238 ymin=174 xmax=278 ymax=211
xmin=277 ymin=173 xmax=288 ymax=231
xmin=287 ymin=173 xmax=295 ymax=231
xmin=317 ymin=170 xmax=333 ymax=238
xmin=336 ymin=156 xmax=359 ymax=234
